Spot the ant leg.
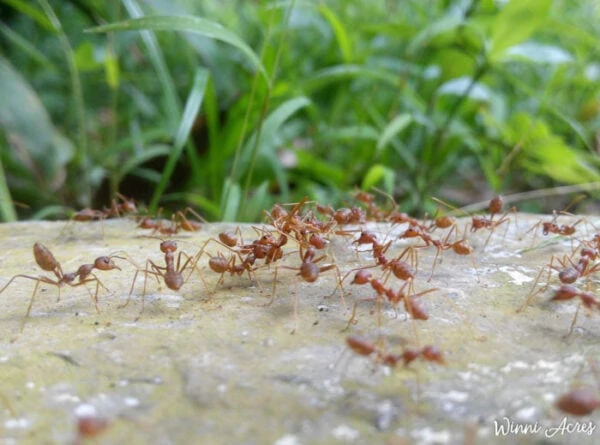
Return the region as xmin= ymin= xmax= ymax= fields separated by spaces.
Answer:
xmin=565 ymin=303 xmax=582 ymax=340
xmin=427 ymin=246 xmax=442 ymax=282
xmin=178 ymin=251 xmax=209 ymax=293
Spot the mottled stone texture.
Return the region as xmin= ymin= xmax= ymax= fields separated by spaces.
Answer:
xmin=0 ymin=215 xmax=598 ymax=444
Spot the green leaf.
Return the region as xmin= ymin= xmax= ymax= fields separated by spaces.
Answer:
xmin=87 ymin=14 xmax=268 ymax=81
xmin=2 ymin=0 xmax=53 ymax=31
xmin=507 ymin=113 xmax=600 ymax=184
xmin=0 ymin=22 xmax=55 ymax=69
xmin=116 ymin=144 xmax=171 ymax=183
xmin=149 ymin=68 xmax=210 ymax=211
xmin=361 ymin=164 xmax=395 ymax=194
xmin=407 ymin=12 xmax=463 ymax=56
xmin=489 ymin=0 xmax=552 ymax=61
xmin=301 ymin=64 xmax=399 ymax=93
xmin=221 ymin=179 xmax=241 ymax=222
xmin=317 ymin=4 xmax=353 ymax=63
xmin=0 ymin=56 xmax=73 ymax=185
xmin=503 ymin=42 xmax=573 ymax=64
xmin=122 ymin=0 xmax=180 ymax=132
xmin=295 ymin=151 xmax=345 ymax=187
xmin=240 ymin=96 xmax=312 ymax=171
xmin=104 ymin=48 xmax=120 ymax=89
xmin=322 ymin=125 xmax=379 ymax=141
xmin=376 ymin=113 xmax=412 ymax=158
xmin=74 ymin=41 xmax=101 ymax=71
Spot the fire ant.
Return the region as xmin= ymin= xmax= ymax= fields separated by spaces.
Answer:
xmin=548 ymin=284 xmax=600 ymax=336
xmin=206 ymin=251 xmax=262 ymax=291
xmin=70 ymin=193 xmax=138 ymax=224
xmin=518 ymin=246 xmax=600 ymax=312
xmin=555 ymin=388 xmax=600 ymax=416
xmin=137 ymin=208 xmax=206 ymax=235
xmin=400 ymin=225 xmax=477 ymax=282
xmin=123 ymin=240 xmax=204 ymax=319
xmin=270 ymin=245 xmax=345 ymax=333
xmin=0 ymin=243 xmax=122 ymax=331
xmin=345 ymin=335 xmax=445 ymax=368
xmin=345 ymin=269 xmax=437 ymax=329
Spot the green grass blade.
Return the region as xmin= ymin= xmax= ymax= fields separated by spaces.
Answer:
xmin=376 ymin=113 xmax=413 ymax=158
xmin=0 ymin=154 xmax=17 ymax=222
xmin=38 ymin=0 xmax=88 ymax=201
xmin=0 ymin=22 xmax=55 ymax=69
xmin=122 ymin=0 xmax=180 ymax=132
xmin=87 ymin=14 xmax=268 ymax=81
xmin=2 ymin=0 xmax=53 ymax=31
xmin=300 ymin=64 xmax=399 ymax=93
xmin=316 ymin=4 xmax=353 ymax=63
xmin=149 ymin=68 xmax=209 ymax=212
xmin=221 ymin=179 xmax=241 ymax=222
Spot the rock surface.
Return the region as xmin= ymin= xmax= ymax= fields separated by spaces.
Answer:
xmin=0 ymin=215 xmax=599 ymax=444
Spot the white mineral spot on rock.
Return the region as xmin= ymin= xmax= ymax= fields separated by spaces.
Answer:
xmin=499 ymin=267 xmax=533 ymax=286
xmin=500 ymin=361 xmax=529 ymax=373
xmin=274 ymin=434 xmax=301 ymax=445
xmin=514 ymin=406 xmax=537 ymax=422
xmin=332 ymin=424 xmax=360 ymax=441
xmin=412 ymin=426 xmax=451 ymax=444
xmin=444 ymin=390 xmax=469 ymax=402
xmin=4 ymin=418 xmax=30 ymax=430
xmin=124 ymin=397 xmax=140 ymax=407
xmin=74 ymin=403 xmax=97 ymax=417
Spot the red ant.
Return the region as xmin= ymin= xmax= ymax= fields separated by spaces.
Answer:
xmin=270 ymin=245 xmax=344 ymax=333
xmin=0 ymin=243 xmax=122 ymax=331
xmin=555 ymin=388 xmax=600 ymax=416
xmin=137 ymin=208 xmax=206 ymax=235
xmin=400 ymin=225 xmax=477 ymax=282
xmin=548 ymin=284 xmax=600 ymax=336
xmin=72 ymin=193 xmax=137 ymax=222
xmin=345 ymin=335 xmax=445 ymax=368
xmin=518 ymin=247 xmax=600 ymax=312
xmin=124 ymin=240 xmax=203 ymax=319
xmin=206 ymin=252 xmax=262 ymax=291
xmin=525 ymin=208 xmax=585 ymax=249
xmin=346 ymin=269 xmax=436 ymax=329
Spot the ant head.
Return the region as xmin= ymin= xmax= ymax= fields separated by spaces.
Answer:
xmin=353 ymin=231 xmax=377 ymax=245
xmin=422 ymin=345 xmax=445 ymax=364
xmin=402 ymin=226 xmax=421 ymax=238
xmin=218 ymin=232 xmax=238 ymax=247
xmin=351 ymin=269 xmax=372 ymax=285
xmin=488 ymin=196 xmax=503 ymax=215
xmin=309 ymin=233 xmax=328 ymax=249
xmin=95 ymin=256 xmax=121 ymax=271
xmin=160 ymin=240 xmax=177 ymax=253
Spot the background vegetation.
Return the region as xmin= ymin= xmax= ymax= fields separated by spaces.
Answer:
xmin=1 ymin=0 xmax=600 ymax=222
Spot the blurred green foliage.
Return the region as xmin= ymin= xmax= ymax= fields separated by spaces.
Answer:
xmin=1 ymin=0 xmax=600 ymax=222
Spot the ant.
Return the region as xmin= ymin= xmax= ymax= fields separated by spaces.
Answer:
xmin=345 ymin=269 xmax=436 ymax=330
xmin=137 ymin=208 xmax=206 ymax=235
xmin=555 ymin=388 xmax=600 ymax=416
xmin=72 ymin=193 xmax=137 ymax=222
xmin=526 ymin=210 xmax=584 ymax=248
xmin=400 ymin=225 xmax=477 ymax=282
xmin=433 ymin=195 xmax=513 ymax=250
xmin=270 ymin=245 xmax=344 ymax=333
xmin=0 ymin=243 xmax=122 ymax=331
xmin=549 ymin=284 xmax=600 ymax=336
xmin=206 ymin=251 xmax=262 ymax=291
xmin=124 ymin=240 xmax=203 ymax=319
xmin=345 ymin=335 xmax=445 ymax=368
xmin=518 ymin=247 xmax=600 ymax=312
